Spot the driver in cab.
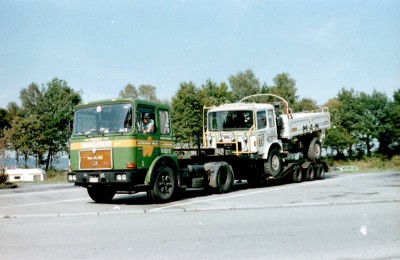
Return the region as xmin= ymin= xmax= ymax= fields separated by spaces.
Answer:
xmin=142 ymin=113 xmax=154 ymax=134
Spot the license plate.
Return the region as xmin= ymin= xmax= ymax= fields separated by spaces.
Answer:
xmin=90 ymin=177 xmax=99 ymax=183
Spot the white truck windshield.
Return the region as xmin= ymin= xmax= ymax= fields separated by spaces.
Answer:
xmin=73 ymin=103 xmax=133 ymax=136
xmin=208 ymin=110 xmax=253 ymax=131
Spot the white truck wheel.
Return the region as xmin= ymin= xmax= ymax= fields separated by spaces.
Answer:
xmin=308 ymin=137 xmax=321 ymax=161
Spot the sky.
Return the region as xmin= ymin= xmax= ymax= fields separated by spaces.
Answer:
xmin=0 ymin=0 xmax=399 ymax=108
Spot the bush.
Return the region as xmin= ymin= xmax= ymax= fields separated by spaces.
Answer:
xmin=46 ymin=169 xmax=67 ymax=182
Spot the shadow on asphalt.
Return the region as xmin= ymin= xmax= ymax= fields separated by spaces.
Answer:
xmin=109 ymin=173 xmax=340 ymax=206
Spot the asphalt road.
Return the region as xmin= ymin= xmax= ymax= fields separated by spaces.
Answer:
xmin=1 ymin=171 xmax=399 ymax=259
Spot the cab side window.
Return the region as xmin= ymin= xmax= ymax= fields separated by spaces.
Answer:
xmin=159 ymin=110 xmax=171 ymax=135
xmin=137 ymin=107 xmax=155 ymax=134
xmin=257 ymin=111 xmax=267 ymax=129
xmin=267 ymin=109 xmax=275 ymax=128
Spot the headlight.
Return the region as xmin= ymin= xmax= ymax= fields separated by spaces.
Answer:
xmin=116 ymin=174 xmax=122 ymax=181
xmin=121 ymin=174 xmax=127 ymax=181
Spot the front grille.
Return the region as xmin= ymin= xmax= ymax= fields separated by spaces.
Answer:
xmin=79 ymin=149 xmax=112 ymax=170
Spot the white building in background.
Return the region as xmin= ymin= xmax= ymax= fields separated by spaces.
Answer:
xmin=6 ymin=168 xmax=46 ymax=182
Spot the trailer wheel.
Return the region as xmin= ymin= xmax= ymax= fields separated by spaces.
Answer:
xmin=217 ymin=164 xmax=234 ymax=193
xmin=305 ymin=164 xmax=315 ymax=181
xmin=316 ymin=163 xmax=325 ymax=180
xmin=307 ymin=137 xmax=321 ymax=161
xmin=150 ymin=166 xmax=176 ymax=202
xmin=292 ymin=165 xmax=302 ymax=183
xmin=265 ymin=148 xmax=283 ymax=177
xmin=87 ymin=186 xmax=116 ymax=203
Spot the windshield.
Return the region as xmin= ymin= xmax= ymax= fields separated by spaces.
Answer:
xmin=73 ymin=103 xmax=133 ymax=136
xmin=208 ymin=110 xmax=253 ymax=131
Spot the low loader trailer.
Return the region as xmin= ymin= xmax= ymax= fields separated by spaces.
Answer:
xmin=68 ymin=94 xmax=330 ymax=202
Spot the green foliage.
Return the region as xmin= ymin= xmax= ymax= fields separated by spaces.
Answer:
xmin=46 ymin=169 xmax=67 ymax=182
xmin=119 ymin=83 xmax=138 ymax=99
xmin=3 ymin=78 xmax=82 ymax=170
xmin=138 ymin=84 xmax=159 ymax=101
xmin=200 ymin=80 xmax=233 ymax=107
xmin=262 ymin=73 xmax=298 ymax=106
xmin=228 ymin=69 xmax=261 ymax=101
xmin=292 ymin=98 xmax=318 ymax=112
xmin=119 ymin=83 xmax=159 ymax=102
xmin=171 ymin=82 xmax=203 ymax=147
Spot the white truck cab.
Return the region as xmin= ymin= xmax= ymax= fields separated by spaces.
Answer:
xmin=205 ymin=103 xmax=281 ymax=159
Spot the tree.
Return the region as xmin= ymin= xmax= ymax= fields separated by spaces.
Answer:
xmin=171 ymin=82 xmax=203 ymax=147
xmin=378 ymin=89 xmax=400 ymax=155
xmin=9 ymin=78 xmax=82 ymax=170
xmin=262 ymin=73 xmax=298 ymax=106
xmin=4 ymin=115 xmax=43 ymax=168
xmin=39 ymin=78 xmax=82 ymax=170
xmin=119 ymin=83 xmax=138 ymax=99
xmin=293 ymin=98 xmax=318 ymax=112
xmin=1 ymin=102 xmax=22 ymax=166
xmin=138 ymin=84 xmax=159 ymax=101
xmin=200 ymin=79 xmax=232 ymax=107
xmin=356 ymin=90 xmax=389 ymax=157
xmin=324 ymin=97 xmax=357 ymax=159
xmin=19 ymin=83 xmax=43 ymax=113
xmin=228 ymin=69 xmax=261 ymax=101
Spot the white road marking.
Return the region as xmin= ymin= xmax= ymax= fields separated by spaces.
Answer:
xmin=0 ymin=198 xmax=91 ymax=209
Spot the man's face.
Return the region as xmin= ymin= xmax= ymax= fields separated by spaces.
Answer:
xmin=144 ymin=117 xmax=149 ymax=123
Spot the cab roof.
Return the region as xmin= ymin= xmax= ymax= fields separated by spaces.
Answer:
xmin=208 ymin=102 xmax=274 ymax=112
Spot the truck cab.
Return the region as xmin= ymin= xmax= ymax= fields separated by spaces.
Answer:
xmin=68 ymin=98 xmax=178 ymax=202
xmin=205 ymin=103 xmax=282 ymax=159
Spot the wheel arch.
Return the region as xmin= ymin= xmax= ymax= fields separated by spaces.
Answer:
xmin=145 ymin=155 xmax=179 ymax=185
xmin=262 ymin=141 xmax=283 ymax=160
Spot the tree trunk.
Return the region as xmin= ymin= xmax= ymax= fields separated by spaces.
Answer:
xmin=45 ymin=149 xmax=51 ymax=171
xmin=366 ymin=137 xmax=372 ymax=157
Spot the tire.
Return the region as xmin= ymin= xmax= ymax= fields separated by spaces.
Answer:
xmin=305 ymin=164 xmax=315 ymax=181
xmin=307 ymin=137 xmax=321 ymax=161
xmin=87 ymin=186 xmax=116 ymax=203
xmin=316 ymin=163 xmax=325 ymax=180
xmin=292 ymin=165 xmax=302 ymax=183
xmin=217 ymin=164 xmax=234 ymax=193
xmin=265 ymin=148 xmax=283 ymax=177
xmin=150 ymin=166 xmax=176 ymax=202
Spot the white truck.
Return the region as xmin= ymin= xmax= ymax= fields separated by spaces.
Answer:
xmin=178 ymin=94 xmax=330 ymax=193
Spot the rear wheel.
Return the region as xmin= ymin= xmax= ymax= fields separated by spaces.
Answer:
xmin=217 ymin=164 xmax=234 ymax=193
xmin=292 ymin=165 xmax=302 ymax=183
xmin=307 ymin=137 xmax=321 ymax=161
xmin=316 ymin=163 xmax=325 ymax=180
xmin=150 ymin=166 xmax=176 ymax=202
xmin=87 ymin=186 xmax=116 ymax=203
xmin=305 ymin=164 xmax=315 ymax=181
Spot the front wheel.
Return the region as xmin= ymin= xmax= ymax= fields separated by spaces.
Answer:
xmin=265 ymin=148 xmax=283 ymax=177
xmin=87 ymin=186 xmax=116 ymax=203
xmin=150 ymin=166 xmax=176 ymax=202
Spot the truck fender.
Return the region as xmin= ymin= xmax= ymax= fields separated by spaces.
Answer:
xmin=262 ymin=140 xmax=283 ymax=160
xmin=204 ymin=161 xmax=234 ymax=191
xmin=145 ymin=155 xmax=179 ymax=185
